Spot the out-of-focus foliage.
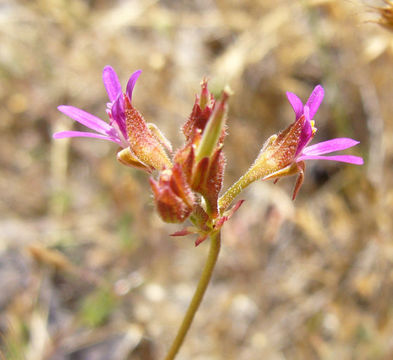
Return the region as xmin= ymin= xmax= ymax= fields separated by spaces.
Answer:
xmin=0 ymin=0 xmax=393 ymax=359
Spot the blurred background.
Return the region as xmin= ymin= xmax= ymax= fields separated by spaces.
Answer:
xmin=1 ymin=0 xmax=393 ymax=359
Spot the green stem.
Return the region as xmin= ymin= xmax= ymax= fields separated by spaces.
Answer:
xmin=219 ymin=135 xmax=280 ymax=213
xmin=218 ymin=174 xmax=250 ymax=213
xmin=219 ymin=166 xmax=264 ymax=212
xmin=164 ymin=231 xmax=221 ymax=360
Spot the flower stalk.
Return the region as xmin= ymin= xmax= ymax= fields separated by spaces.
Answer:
xmin=164 ymin=231 xmax=221 ymax=360
xmin=219 ymin=165 xmax=267 ymax=213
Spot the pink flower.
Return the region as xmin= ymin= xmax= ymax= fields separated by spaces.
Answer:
xmin=53 ymin=66 xmax=141 ymax=148
xmin=285 ymin=85 xmax=363 ymax=165
xmin=233 ymin=85 xmax=364 ymax=202
xmin=261 ymin=85 xmax=363 ymax=199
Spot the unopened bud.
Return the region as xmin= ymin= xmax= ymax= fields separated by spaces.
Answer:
xmin=195 ymin=87 xmax=231 ymax=162
xmin=192 ymin=147 xmax=226 ymax=217
xmin=150 ymin=164 xmax=195 ymax=223
xmin=182 ymin=79 xmax=215 ymax=141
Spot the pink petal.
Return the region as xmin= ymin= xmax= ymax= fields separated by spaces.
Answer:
xmin=305 ymin=85 xmax=324 ymax=119
xmin=296 ymin=106 xmax=313 ymax=155
xmin=111 ymin=93 xmax=126 ymax=137
xmin=103 ymin=66 xmax=122 ymax=102
xmin=286 ymin=92 xmax=303 ymax=119
xmin=303 ymin=104 xmax=310 ymax=120
xmin=53 ymin=130 xmax=121 ymax=144
xmin=58 ymin=106 xmax=112 ymax=134
xmin=126 ymin=70 xmax=142 ymax=102
xmin=302 ymin=138 xmax=360 ymax=156
xmin=297 ymin=154 xmax=364 ymax=165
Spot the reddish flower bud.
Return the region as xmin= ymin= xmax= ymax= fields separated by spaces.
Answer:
xmin=191 ymin=148 xmax=226 ymax=217
xmin=174 ymin=84 xmax=230 ymax=218
xmin=150 ymin=164 xmax=195 ymax=223
xmin=182 ymin=79 xmax=215 ymax=142
xmin=173 ymin=142 xmax=196 ymax=184
xmin=195 ymin=88 xmax=230 ymax=162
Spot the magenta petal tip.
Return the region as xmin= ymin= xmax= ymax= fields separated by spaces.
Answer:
xmin=305 ymin=85 xmax=324 ymax=119
xmin=103 ymin=66 xmax=122 ymax=102
xmin=286 ymin=91 xmax=304 ymax=120
xmin=126 ymin=70 xmax=142 ymax=102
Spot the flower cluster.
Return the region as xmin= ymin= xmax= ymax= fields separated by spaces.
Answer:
xmin=55 ymin=67 xmax=363 ymax=244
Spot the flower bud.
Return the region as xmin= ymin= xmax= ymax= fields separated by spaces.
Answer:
xmin=195 ymin=87 xmax=231 ymax=162
xmin=182 ymin=79 xmax=215 ymax=142
xmin=150 ymin=164 xmax=195 ymax=223
xmin=191 ymin=147 xmax=226 ymax=217
xmin=174 ymin=84 xmax=230 ymax=217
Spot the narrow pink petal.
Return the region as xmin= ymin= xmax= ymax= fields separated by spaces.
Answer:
xmin=103 ymin=66 xmax=122 ymax=102
xmin=296 ymin=106 xmax=313 ymax=155
xmin=303 ymin=104 xmax=310 ymax=120
xmin=58 ymin=105 xmax=112 ymax=134
xmin=53 ymin=130 xmax=121 ymax=144
xmin=305 ymin=85 xmax=324 ymax=119
xmin=302 ymin=138 xmax=360 ymax=156
xmin=297 ymin=154 xmax=364 ymax=165
xmin=126 ymin=70 xmax=142 ymax=102
xmin=111 ymin=93 xmax=126 ymax=137
xmin=286 ymin=92 xmax=303 ymax=119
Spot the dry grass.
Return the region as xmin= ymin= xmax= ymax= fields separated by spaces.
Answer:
xmin=1 ymin=0 xmax=393 ymax=359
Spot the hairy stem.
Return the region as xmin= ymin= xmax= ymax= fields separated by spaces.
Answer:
xmin=164 ymin=231 xmax=221 ymax=360
xmin=219 ymin=166 xmax=265 ymax=212
xmin=219 ymin=148 xmax=277 ymax=212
